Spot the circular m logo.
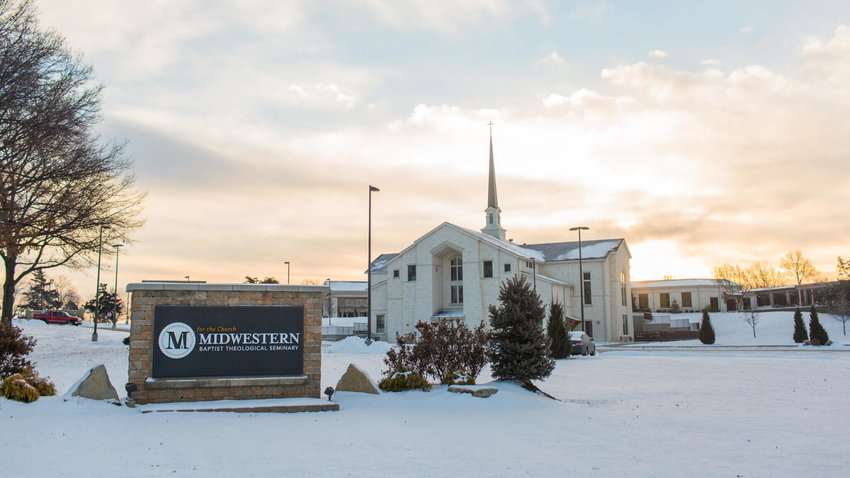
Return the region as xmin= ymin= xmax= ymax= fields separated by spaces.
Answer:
xmin=158 ymin=322 xmax=196 ymax=359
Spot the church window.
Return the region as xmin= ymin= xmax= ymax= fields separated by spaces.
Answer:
xmin=504 ymin=263 xmax=511 ymax=272
xmin=526 ymin=261 xmax=533 ymax=268
xmin=483 ymin=260 xmax=493 ymax=278
xmin=488 ymin=213 xmax=494 ymax=224
xmin=623 ymin=315 xmax=629 ymax=335
xmin=407 ymin=265 xmax=416 ymax=282
xmin=450 ymin=257 xmax=463 ymax=281
xmin=393 ymin=269 xmax=399 ymax=278
xmin=583 ymin=272 xmax=592 ymax=305
xmin=376 ymin=314 xmax=385 ymax=334
xmin=620 ymin=271 xmax=627 ymax=306
xmin=450 ymin=257 xmax=463 ymax=304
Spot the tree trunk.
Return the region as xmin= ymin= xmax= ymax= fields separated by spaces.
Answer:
xmin=2 ymin=257 xmax=17 ymax=326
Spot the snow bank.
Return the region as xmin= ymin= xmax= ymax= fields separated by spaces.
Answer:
xmin=324 ymin=336 xmax=393 ymax=354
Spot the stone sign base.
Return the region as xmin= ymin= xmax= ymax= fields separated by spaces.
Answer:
xmin=126 ymin=283 xmax=325 ymax=405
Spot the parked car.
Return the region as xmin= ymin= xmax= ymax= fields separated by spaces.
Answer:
xmin=33 ymin=310 xmax=83 ymax=326
xmin=569 ymin=330 xmax=596 ymax=356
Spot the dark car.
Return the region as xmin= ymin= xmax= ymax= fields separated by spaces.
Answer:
xmin=569 ymin=331 xmax=596 ymax=356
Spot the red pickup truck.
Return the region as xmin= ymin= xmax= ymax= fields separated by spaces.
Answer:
xmin=33 ymin=310 xmax=83 ymax=326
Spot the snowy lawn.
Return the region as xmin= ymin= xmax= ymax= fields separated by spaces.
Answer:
xmin=2 ymin=319 xmax=849 ymax=477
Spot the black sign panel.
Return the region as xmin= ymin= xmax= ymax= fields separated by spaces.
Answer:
xmin=152 ymin=305 xmax=304 ymax=378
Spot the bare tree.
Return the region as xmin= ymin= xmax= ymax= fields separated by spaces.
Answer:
xmin=711 ymin=264 xmax=750 ymax=311
xmin=750 ymin=261 xmax=784 ymax=288
xmin=781 ymin=249 xmax=819 ymax=304
xmin=744 ymin=309 xmax=759 ymax=338
xmin=0 ymin=1 xmax=143 ymax=325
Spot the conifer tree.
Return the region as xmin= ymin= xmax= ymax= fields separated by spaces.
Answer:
xmin=792 ymin=307 xmax=808 ymax=343
xmin=489 ymin=276 xmax=554 ymax=381
xmin=699 ymin=309 xmax=715 ymax=344
xmin=809 ymin=305 xmax=830 ymax=345
xmin=546 ymin=302 xmax=571 ymax=359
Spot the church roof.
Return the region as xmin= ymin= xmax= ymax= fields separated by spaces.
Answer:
xmin=369 ymin=253 xmax=398 ymax=272
xmin=519 ymin=239 xmax=625 ymax=262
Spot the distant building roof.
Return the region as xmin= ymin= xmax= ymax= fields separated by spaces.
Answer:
xmin=631 ymin=278 xmax=735 ymax=289
xmin=327 ymin=281 xmax=367 ymax=293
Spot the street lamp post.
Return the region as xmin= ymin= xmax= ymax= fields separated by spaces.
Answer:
xmin=92 ymin=225 xmax=108 ymax=342
xmin=367 ymin=185 xmax=380 ymax=343
xmin=570 ymin=226 xmax=590 ymax=333
xmin=284 ymin=261 xmax=290 ymax=284
xmin=112 ymin=244 xmax=123 ymax=329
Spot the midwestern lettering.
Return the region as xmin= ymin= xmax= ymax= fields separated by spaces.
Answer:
xmin=197 ymin=332 xmax=301 ymax=346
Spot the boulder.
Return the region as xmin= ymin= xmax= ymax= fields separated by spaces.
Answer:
xmin=335 ymin=364 xmax=380 ymax=394
xmin=65 ymin=364 xmax=119 ymax=401
xmin=447 ymin=385 xmax=499 ymax=398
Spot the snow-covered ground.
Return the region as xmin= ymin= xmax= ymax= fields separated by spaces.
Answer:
xmin=2 ymin=318 xmax=849 ymax=477
xmin=627 ymin=310 xmax=850 ymax=347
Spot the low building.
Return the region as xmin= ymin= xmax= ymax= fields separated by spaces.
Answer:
xmin=630 ymin=279 xmax=738 ymax=313
xmin=322 ymin=280 xmax=367 ymax=318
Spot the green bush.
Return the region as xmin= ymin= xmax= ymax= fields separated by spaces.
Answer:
xmin=547 ymin=302 xmax=571 ymax=359
xmin=792 ymin=308 xmax=808 ymax=343
xmin=809 ymin=305 xmax=830 ymax=345
xmin=443 ymin=370 xmax=475 ymax=386
xmin=22 ymin=367 xmax=55 ymax=396
xmin=0 ymin=322 xmax=36 ymax=378
xmin=378 ymin=371 xmax=431 ymax=392
xmin=0 ymin=373 xmax=40 ymax=403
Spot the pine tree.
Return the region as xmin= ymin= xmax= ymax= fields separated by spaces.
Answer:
xmin=489 ymin=276 xmax=554 ymax=381
xmin=546 ymin=302 xmax=571 ymax=359
xmin=20 ymin=271 xmax=61 ymax=311
xmin=808 ymin=305 xmax=830 ymax=345
xmin=699 ymin=310 xmax=715 ymax=344
xmin=792 ymin=307 xmax=808 ymax=343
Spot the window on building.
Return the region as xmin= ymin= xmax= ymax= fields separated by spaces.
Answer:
xmin=488 ymin=213 xmax=494 ymax=224
xmin=620 ymin=271 xmax=627 ymax=306
xmin=393 ymin=269 xmax=399 ymax=278
xmin=376 ymin=314 xmax=385 ymax=334
xmin=450 ymin=257 xmax=463 ymax=281
xmin=660 ymin=293 xmax=670 ymax=308
xmin=450 ymin=256 xmax=463 ymax=304
xmin=583 ymin=272 xmax=592 ymax=305
xmin=638 ymin=293 xmax=649 ymax=309
xmin=504 ymin=263 xmax=511 ymax=272
xmin=483 ymin=260 xmax=493 ymax=278
xmin=407 ymin=264 xmax=416 ymax=281
xmin=526 ymin=261 xmax=533 ymax=268
xmin=681 ymin=292 xmax=692 ymax=308
xmin=623 ymin=315 xmax=629 ymax=335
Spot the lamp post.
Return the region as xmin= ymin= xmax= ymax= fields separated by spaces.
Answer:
xmin=570 ymin=226 xmax=589 ymax=333
xmin=92 ymin=225 xmax=109 ymax=342
xmin=112 ymin=244 xmax=123 ymax=329
xmin=367 ymin=185 xmax=380 ymax=343
xmin=284 ymin=261 xmax=290 ymax=284
xmin=185 ymin=275 xmax=190 ymax=282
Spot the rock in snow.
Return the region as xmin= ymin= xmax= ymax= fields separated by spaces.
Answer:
xmin=64 ymin=364 xmax=119 ymax=401
xmin=335 ymin=363 xmax=380 ymax=394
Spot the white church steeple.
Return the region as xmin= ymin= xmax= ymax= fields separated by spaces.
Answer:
xmin=481 ymin=123 xmax=506 ymax=241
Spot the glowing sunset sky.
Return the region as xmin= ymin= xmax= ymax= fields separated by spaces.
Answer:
xmin=26 ymin=0 xmax=850 ymax=297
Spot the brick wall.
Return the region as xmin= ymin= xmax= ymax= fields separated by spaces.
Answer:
xmin=126 ymin=283 xmax=325 ymax=404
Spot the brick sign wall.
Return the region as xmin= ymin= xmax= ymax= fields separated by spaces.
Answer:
xmin=126 ymin=283 xmax=325 ymax=405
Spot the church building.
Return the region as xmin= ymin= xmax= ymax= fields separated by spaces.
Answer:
xmin=369 ymin=131 xmax=633 ymax=343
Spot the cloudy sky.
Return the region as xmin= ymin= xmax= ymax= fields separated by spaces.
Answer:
xmin=28 ymin=0 xmax=850 ymax=296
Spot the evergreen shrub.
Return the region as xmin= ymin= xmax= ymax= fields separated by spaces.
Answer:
xmin=547 ymin=302 xmax=571 ymax=359
xmin=489 ymin=276 xmax=554 ymax=381
xmin=792 ymin=308 xmax=808 ymax=343
xmin=699 ymin=310 xmax=715 ymax=344
xmin=809 ymin=305 xmax=830 ymax=346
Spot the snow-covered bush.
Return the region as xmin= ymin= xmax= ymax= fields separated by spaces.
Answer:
xmin=0 ymin=373 xmax=40 ymax=403
xmin=378 ymin=371 xmax=431 ymax=392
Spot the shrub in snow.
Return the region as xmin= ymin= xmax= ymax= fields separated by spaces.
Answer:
xmin=792 ymin=308 xmax=808 ymax=343
xmin=0 ymin=373 xmax=40 ymax=403
xmin=22 ymin=367 xmax=55 ymax=396
xmin=0 ymin=322 xmax=36 ymax=378
xmin=378 ymin=371 xmax=431 ymax=392
xmin=699 ymin=310 xmax=715 ymax=344
xmin=808 ymin=305 xmax=830 ymax=346
xmin=443 ymin=370 xmax=474 ymax=386
xmin=381 ymin=318 xmax=489 ymax=385
xmin=546 ymin=301 xmax=571 ymax=359
xmin=488 ymin=276 xmax=554 ymax=382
